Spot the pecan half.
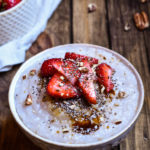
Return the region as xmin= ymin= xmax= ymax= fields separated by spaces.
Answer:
xmin=134 ymin=11 xmax=149 ymax=30
xmin=114 ymin=121 xmax=122 ymax=125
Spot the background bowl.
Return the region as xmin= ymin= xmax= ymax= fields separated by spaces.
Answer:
xmin=0 ymin=0 xmax=39 ymax=45
xmin=9 ymin=44 xmax=144 ymax=150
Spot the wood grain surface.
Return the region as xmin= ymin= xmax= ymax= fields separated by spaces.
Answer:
xmin=0 ymin=0 xmax=149 ymax=150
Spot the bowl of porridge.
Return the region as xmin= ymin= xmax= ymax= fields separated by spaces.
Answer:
xmin=9 ymin=44 xmax=144 ymax=150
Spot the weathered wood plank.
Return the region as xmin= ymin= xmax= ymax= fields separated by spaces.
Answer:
xmin=140 ymin=1 xmax=150 ymax=147
xmin=0 ymin=0 xmax=71 ymax=149
xmin=107 ymin=0 xmax=150 ymax=150
xmin=73 ymin=0 xmax=109 ymax=47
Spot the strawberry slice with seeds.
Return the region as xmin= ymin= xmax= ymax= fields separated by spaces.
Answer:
xmin=65 ymin=52 xmax=98 ymax=66
xmin=52 ymin=59 xmax=81 ymax=85
xmin=96 ymin=63 xmax=114 ymax=93
xmin=78 ymin=60 xmax=97 ymax=104
xmin=40 ymin=58 xmax=62 ymax=77
xmin=78 ymin=75 xmax=97 ymax=104
xmin=47 ymin=73 xmax=79 ymax=99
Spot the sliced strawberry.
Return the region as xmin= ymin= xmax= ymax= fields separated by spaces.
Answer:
xmin=40 ymin=58 xmax=62 ymax=77
xmin=47 ymin=73 xmax=78 ymax=99
xmin=52 ymin=59 xmax=81 ymax=85
xmin=96 ymin=63 xmax=114 ymax=92
xmin=78 ymin=75 xmax=97 ymax=104
xmin=78 ymin=61 xmax=97 ymax=104
xmin=65 ymin=52 xmax=98 ymax=66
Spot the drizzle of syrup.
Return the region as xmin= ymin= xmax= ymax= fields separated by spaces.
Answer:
xmin=72 ymin=117 xmax=100 ymax=134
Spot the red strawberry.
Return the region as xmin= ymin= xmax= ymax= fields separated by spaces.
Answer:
xmin=78 ymin=75 xmax=97 ymax=104
xmin=78 ymin=61 xmax=97 ymax=104
xmin=40 ymin=58 xmax=62 ymax=77
xmin=47 ymin=73 xmax=79 ymax=99
xmin=65 ymin=52 xmax=98 ymax=66
xmin=52 ymin=59 xmax=81 ymax=85
xmin=3 ymin=0 xmax=21 ymax=9
xmin=96 ymin=63 xmax=114 ymax=92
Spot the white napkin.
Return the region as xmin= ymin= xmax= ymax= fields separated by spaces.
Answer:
xmin=0 ymin=0 xmax=61 ymax=72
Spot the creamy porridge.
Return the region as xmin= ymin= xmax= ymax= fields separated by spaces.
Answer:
xmin=14 ymin=46 xmax=139 ymax=144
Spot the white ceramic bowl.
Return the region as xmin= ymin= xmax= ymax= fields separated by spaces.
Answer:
xmin=0 ymin=0 xmax=38 ymax=45
xmin=9 ymin=44 xmax=144 ymax=150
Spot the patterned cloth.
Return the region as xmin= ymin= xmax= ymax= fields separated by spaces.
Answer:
xmin=0 ymin=0 xmax=61 ymax=72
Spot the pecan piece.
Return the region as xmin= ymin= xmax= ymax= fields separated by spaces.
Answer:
xmin=22 ymin=75 xmax=26 ymax=80
xmin=88 ymin=3 xmax=97 ymax=13
xmin=140 ymin=0 xmax=147 ymax=3
xmin=114 ymin=121 xmax=122 ymax=125
xmin=25 ymin=94 xmax=32 ymax=105
xmin=29 ymin=69 xmax=36 ymax=76
xmin=124 ymin=23 xmax=131 ymax=31
xmin=78 ymin=67 xmax=89 ymax=73
xmin=134 ymin=11 xmax=149 ymax=30
xmin=117 ymin=91 xmax=127 ymax=99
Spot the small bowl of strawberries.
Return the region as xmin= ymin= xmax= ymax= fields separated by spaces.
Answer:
xmin=0 ymin=0 xmax=21 ymax=12
xmin=0 ymin=0 xmax=39 ymax=45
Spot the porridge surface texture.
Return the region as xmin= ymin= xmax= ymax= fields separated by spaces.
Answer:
xmin=15 ymin=48 xmax=139 ymax=144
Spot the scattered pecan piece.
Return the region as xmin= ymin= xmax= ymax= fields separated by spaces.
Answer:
xmin=114 ymin=121 xmax=122 ymax=125
xmin=78 ymin=67 xmax=89 ymax=73
xmin=100 ymin=85 xmax=105 ymax=94
xmin=117 ymin=91 xmax=127 ymax=99
xmin=124 ymin=23 xmax=131 ymax=31
xmin=22 ymin=75 xmax=26 ymax=80
xmin=88 ymin=3 xmax=97 ymax=13
xmin=62 ymin=128 xmax=69 ymax=133
xmin=50 ymin=120 xmax=55 ymax=123
xmin=29 ymin=69 xmax=36 ymax=76
xmin=134 ymin=11 xmax=149 ymax=30
xmin=114 ymin=103 xmax=119 ymax=107
xmin=77 ymin=62 xmax=84 ymax=67
xmin=140 ymin=0 xmax=147 ymax=3
xmin=69 ymin=105 xmax=76 ymax=109
xmin=25 ymin=94 xmax=32 ymax=105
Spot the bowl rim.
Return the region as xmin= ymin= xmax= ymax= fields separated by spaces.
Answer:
xmin=8 ymin=43 xmax=144 ymax=148
xmin=0 ymin=0 xmax=27 ymax=16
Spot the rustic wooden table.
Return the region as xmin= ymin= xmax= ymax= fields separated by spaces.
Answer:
xmin=0 ymin=0 xmax=150 ymax=150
